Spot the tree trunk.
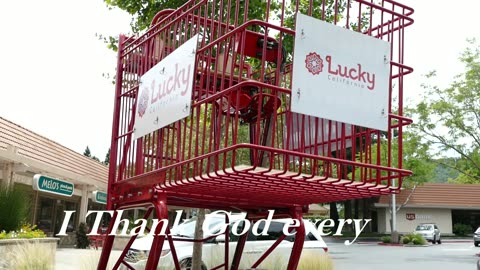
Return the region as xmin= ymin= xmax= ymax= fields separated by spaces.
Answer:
xmin=344 ymin=200 xmax=352 ymax=232
xmin=192 ymin=208 xmax=205 ymax=270
xmin=362 ymin=198 xmax=372 ymax=233
xmin=329 ymin=202 xmax=339 ymax=231
xmin=354 ymin=199 xmax=360 ymax=219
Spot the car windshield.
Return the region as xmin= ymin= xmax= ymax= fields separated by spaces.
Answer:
xmin=475 ymin=227 xmax=480 ymax=234
xmin=416 ymin=225 xmax=432 ymax=231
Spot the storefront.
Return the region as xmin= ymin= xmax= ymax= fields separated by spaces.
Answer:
xmin=375 ymin=183 xmax=480 ymax=235
xmin=0 ymin=117 xmax=108 ymax=245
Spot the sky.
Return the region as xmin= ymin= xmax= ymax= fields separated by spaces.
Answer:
xmin=0 ymin=0 xmax=479 ymax=159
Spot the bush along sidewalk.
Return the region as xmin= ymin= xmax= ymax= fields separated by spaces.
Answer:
xmin=0 ymin=223 xmax=46 ymax=239
xmin=381 ymin=236 xmax=392 ymax=243
xmin=0 ymin=185 xmax=54 ymax=269
xmin=401 ymin=233 xmax=428 ymax=246
xmin=76 ymin=222 xmax=91 ymax=249
xmin=0 ymin=185 xmax=47 ymax=240
xmin=0 ymin=185 xmax=29 ymax=233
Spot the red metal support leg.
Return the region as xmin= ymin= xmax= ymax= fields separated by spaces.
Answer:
xmin=230 ymin=230 xmax=248 ymax=270
xmin=287 ymin=206 xmax=305 ymax=270
xmin=224 ymin=215 xmax=230 ymax=270
xmin=98 ymin=210 xmax=119 ymax=270
xmin=145 ymin=193 xmax=169 ymax=270
xmin=112 ymin=208 xmax=154 ymax=269
xmin=166 ymin=226 xmax=181 ymax=270
xmin=251 ymin=234 xmax=287 ymax=268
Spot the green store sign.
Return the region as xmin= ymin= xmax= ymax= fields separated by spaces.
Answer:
xmin=33 ymin=174 xmax=74 ymax=197
xmin=93 ymin=190 xmax=107 ymax=204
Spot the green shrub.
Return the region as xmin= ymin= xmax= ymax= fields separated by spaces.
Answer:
xmin=413 ymin=234 xmax=427 ymax=245
xmin=401 ymin=233 xmax=427 ymax=245
xmin=453 ymin=223 xmax=471 ymax=236
xmin=401 ymin=235 xmax=411 ymax=244
xmin=381 ymin=236 xmax=391 ymax=243
xmin=76 ymin=223 xmax=91 ymax=249
xmin=0 ymin=185 xmax=29 ymax=232
xmin=0 ymin=223 xmax=46 ymax=239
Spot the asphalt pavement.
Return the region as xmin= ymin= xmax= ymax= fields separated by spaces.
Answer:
xmin=55 ymin=239 xmax=479 ymax=270
xmin=329 ymin=240 xmax=479 ymax=270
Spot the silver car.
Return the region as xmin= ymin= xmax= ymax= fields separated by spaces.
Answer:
xmin=414 ymin=223 xmax=441 ymax=244
xmin=474 ymin=227 xmax=480 ymax=247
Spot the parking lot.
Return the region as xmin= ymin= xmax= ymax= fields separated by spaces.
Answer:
xmin=56 ymin=240 xmax=479 ymax=269
xmin=330 ymin=240 xmax=479 ymax=270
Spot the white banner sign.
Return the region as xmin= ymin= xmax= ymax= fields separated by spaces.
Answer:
xmin=291 ymin=13 xmax=391 ymax=131
xmin=134 ymin=34 xmax=198 ymax=139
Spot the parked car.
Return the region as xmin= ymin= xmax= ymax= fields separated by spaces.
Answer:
xmin=121 ymin=214 xmax=327 ymax=269
xmin=474 ymin=227 xmax=480 ymax=247
xmin=414 ymin=223 xmax=441 ymax=244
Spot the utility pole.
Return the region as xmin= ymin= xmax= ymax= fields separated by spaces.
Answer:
xmin=391 ymin=178 xmax=398 ymax=243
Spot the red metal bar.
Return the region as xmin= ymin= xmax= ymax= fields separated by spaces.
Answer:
xmin=230 ymin=228 xmax=248 ymax=270
xmin=97 ymin=210 xmax=119 ymax=270
xmin=251 ymin=233 xmax=288 ymax=268
xmin=145 ymin=196 xmax=169 ymax=270
xmin=112 ymin=208 xmax=153 ymax=270
xmin=107 ymin=34 xmax=126 ymax=210
xmin=286 ymin=207 xmax=306 ymax=270
xmin=165 ymin=226 xmax=181 ymax=270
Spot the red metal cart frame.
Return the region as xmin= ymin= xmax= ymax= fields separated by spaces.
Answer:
xmin=98 ymin=0 xmax=414 ymax=269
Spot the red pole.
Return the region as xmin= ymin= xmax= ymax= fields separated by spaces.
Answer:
xmin=97 ymin=210 xmax=119 ymax=270
xmin=98 ymin=34 xmax=126 ymax=270
xmin=287 ymin=206 xmax=305 ymax=270
xmin=107 ymin=34 xmax=126 ymax=210
xmin=145 ymin=194 xmax=169 ymax=270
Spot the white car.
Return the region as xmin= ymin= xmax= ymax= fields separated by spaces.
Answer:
xmin=121 ymin=214 xmax=328 ymax=269
xmin=414 ymin=223 xmax=441 ymax=244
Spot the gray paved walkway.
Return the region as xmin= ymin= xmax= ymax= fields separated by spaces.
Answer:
xmin=55 ymin=248 xmax=122 ymax=270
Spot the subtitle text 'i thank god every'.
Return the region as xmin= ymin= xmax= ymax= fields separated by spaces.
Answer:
xmin=57 ymin=210 xmax=371 ymax=245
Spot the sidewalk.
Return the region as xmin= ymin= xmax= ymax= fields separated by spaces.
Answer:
xmin=55 ymin=248 xmax=122 ymax=270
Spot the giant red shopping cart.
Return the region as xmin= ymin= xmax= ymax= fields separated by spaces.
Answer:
xmin=98 ymin=0 xmax=414 ymax=269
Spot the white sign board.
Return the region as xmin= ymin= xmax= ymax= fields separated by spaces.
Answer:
xmin=291 ymin=13 xmax=391 ymax=131
xmin=134 ymin=34 xmax=198 ymax=139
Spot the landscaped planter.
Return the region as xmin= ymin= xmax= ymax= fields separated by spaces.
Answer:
xmin=0 ymin=238 xmax=59 ymax=269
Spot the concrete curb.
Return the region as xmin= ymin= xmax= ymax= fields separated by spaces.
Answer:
xmin=377 ymin=242 xmax=403 ymax=247
xmin=403 ymin=244 xmax=429 ymax=247
xmin=441 ymin=240 xmax=472 ymax=243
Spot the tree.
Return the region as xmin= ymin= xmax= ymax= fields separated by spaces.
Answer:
xmin=83 ymin=145 xmax=103 ymax=162
xmin=348 ymin=129 xmax=434 ymax=237
xmin=104 ymin=148 xmax=111 ymax=165
xmin=409 ymin=39 xmax=480 ymax=183
xmin=83 ymin=146 xmax=91 ymax=157
xmin=76 ymin=222 xmax=91 ymax=249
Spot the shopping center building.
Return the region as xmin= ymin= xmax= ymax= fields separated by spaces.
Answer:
xmin=0 ymin=117 xmax=108 ymax=244
xmin=375 ymin=183 xmax=480 ymax=234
